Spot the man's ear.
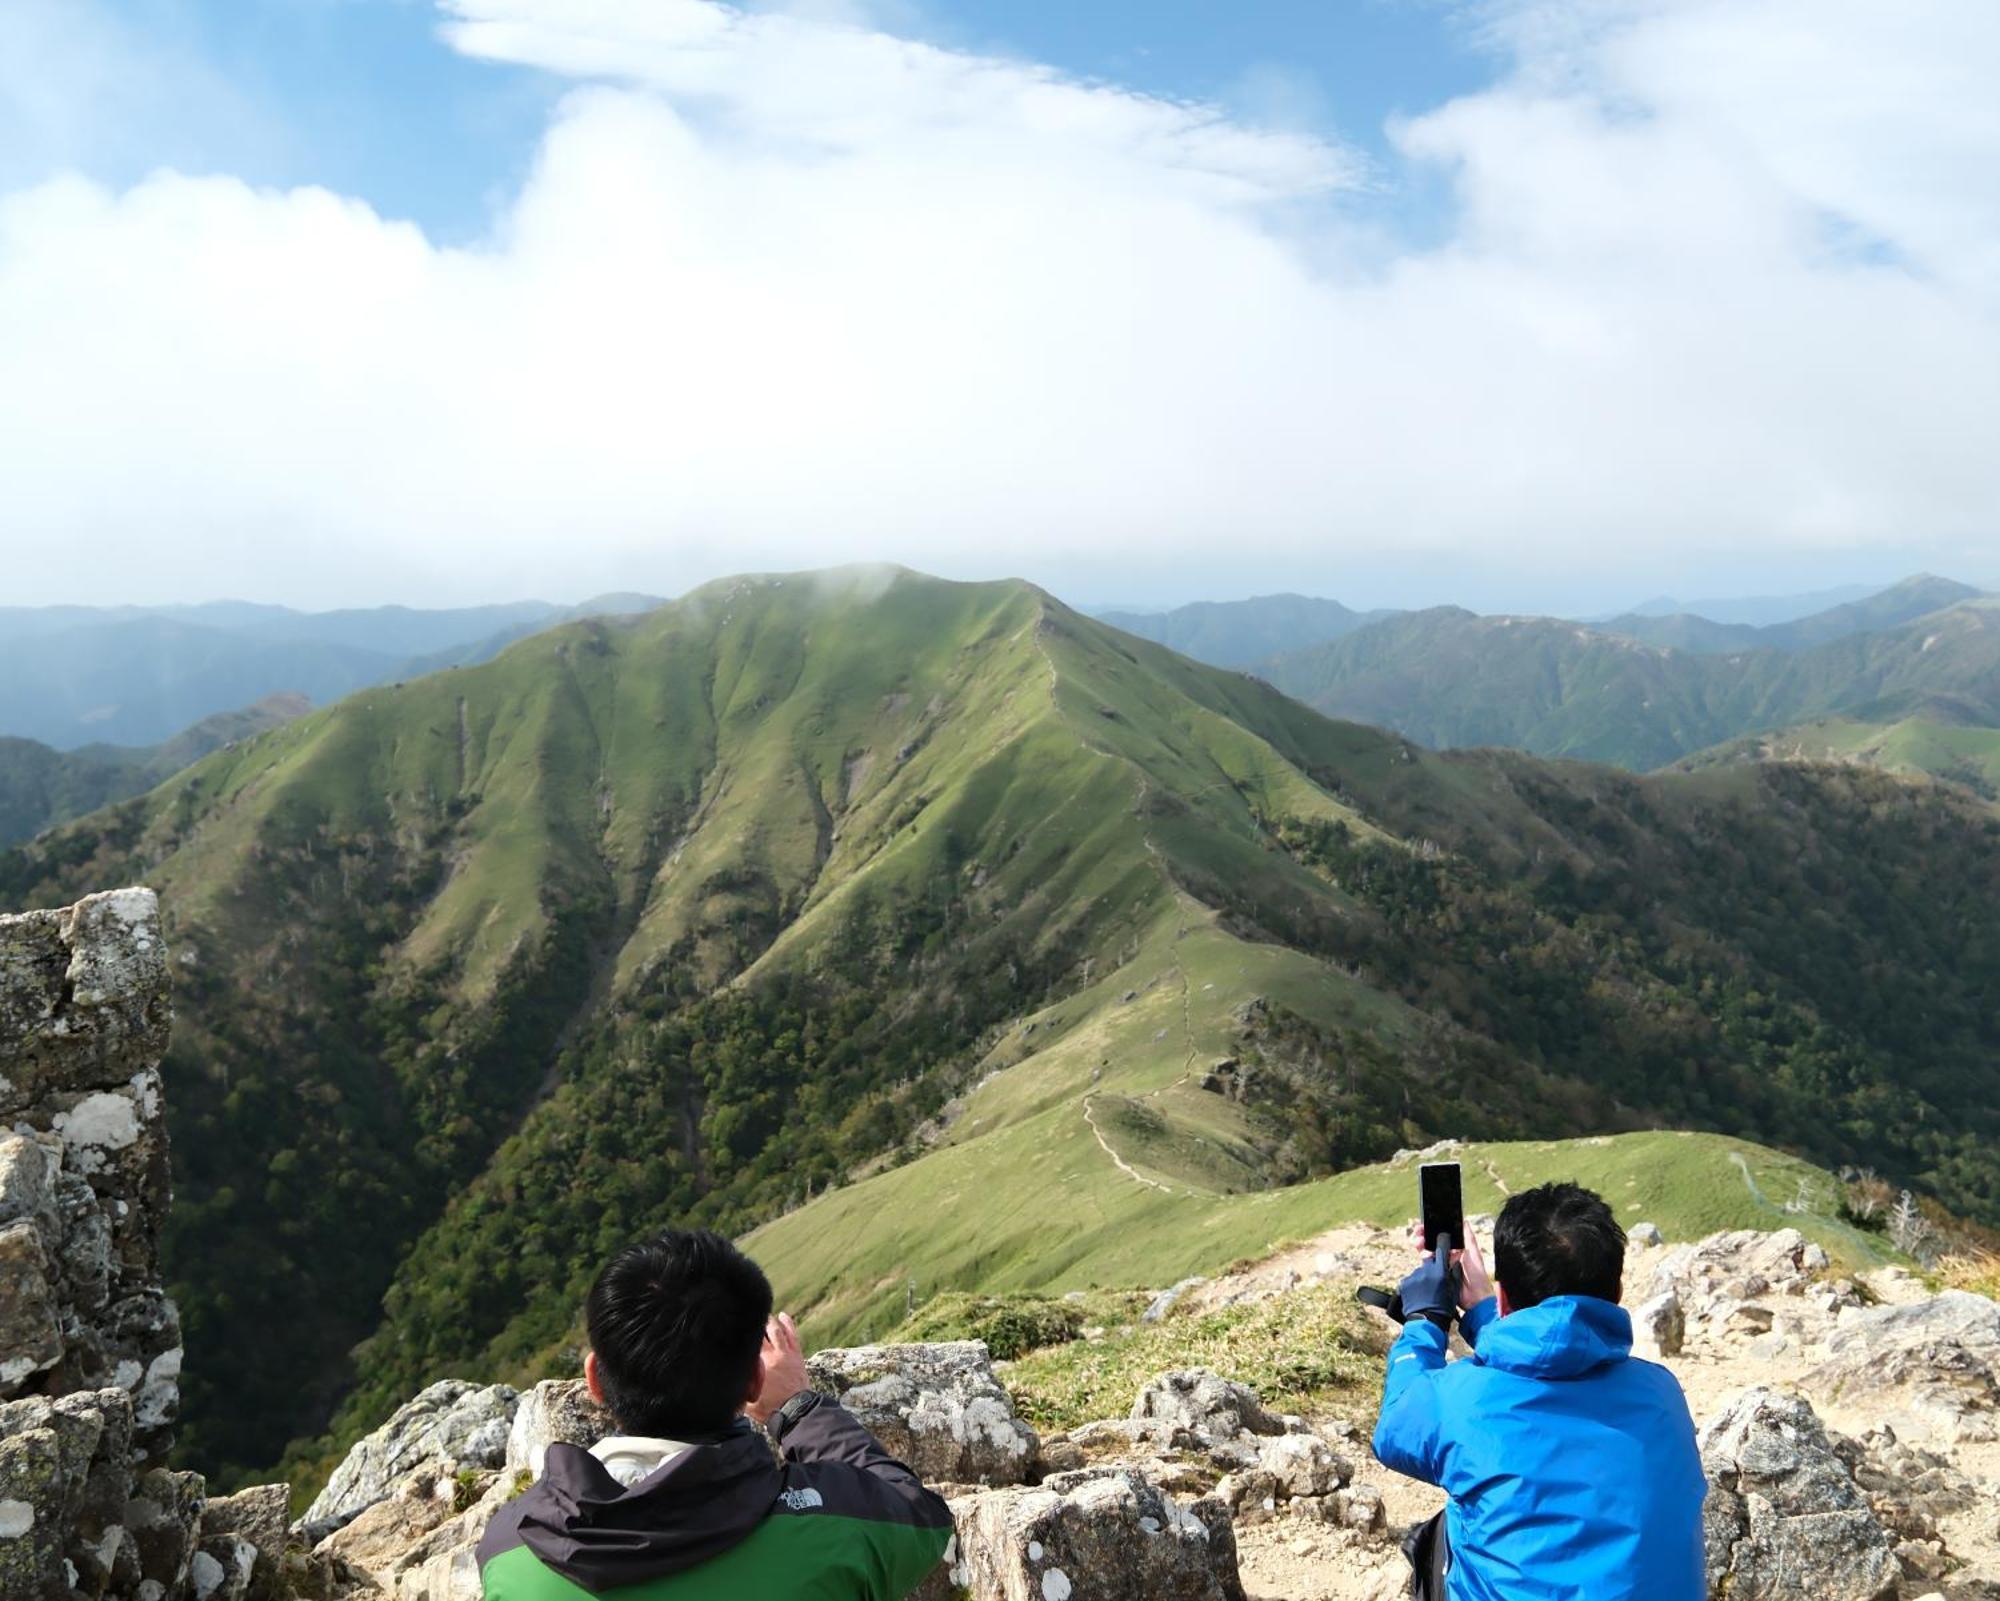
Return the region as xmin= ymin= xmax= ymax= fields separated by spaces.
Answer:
xmin=1496 ymin=1283 xmax=1514 ymax=1317
xmin=584 ymin=1349 xmax=607 ymax=1406
xmin=1612 ymin=1277 xmax=1624 ymax=1307
xmin=743 ymin=1345 xmax=769 ymax=1408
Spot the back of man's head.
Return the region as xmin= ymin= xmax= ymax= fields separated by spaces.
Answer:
xmin=586 ymin=1229 xmax=774 ymax=1438
xmin=1493 ymin=1181 xmax=1625 ymax=1308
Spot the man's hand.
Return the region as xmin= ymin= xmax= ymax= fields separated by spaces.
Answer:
xmin=1455 ymin=1226 xmax=1495 ymax=1313
xmin=1398 ymin=1232 xmax=1461 ymax=1331
xmin=744 ymin=1312 xmax=810 ymax=1427
xmin=1406 ymin=1218 xmax=1495 ymax=1313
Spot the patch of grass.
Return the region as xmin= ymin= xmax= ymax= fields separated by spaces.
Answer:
xmin=890 ymin=1292 xmax=1088 ymax=1360
xmin=1004 ymin=1284 xmax=1389 ymax=1434
xmin=1937 ymin=1249 xmax=2000 ymax=1301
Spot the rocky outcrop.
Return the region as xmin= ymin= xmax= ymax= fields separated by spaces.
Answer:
xmin=1805 ymin=1291 xmax=2000 ymax=1443
xmin=504 ymin=1380 xmax=613 ymax=1477
xmin=301 ymin=1381 xmax=518 ymax=1538
xmin=807 ymin=1341 xmax=1039 ymax=1487
xmin=0 ymin=890 xmax=180 ymax=1457
xmin=1699 ymin=1387 xmax=1900 ymax=1601
xmin=923 ymin=1468 xmax=1244 ymax=1601
xmin=0 ymin=892 xmax=243 ymax=1601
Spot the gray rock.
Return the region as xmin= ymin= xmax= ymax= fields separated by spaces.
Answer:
xmin=1131 ymin=1371 xmax=1285 ymax=1446
xmin=1628 ymin=1222 xmax=1664 ymax=1249
xmin=1699 ymin=1387 xmax=1899 ymax=1600
xmin=128 ymin=1465 xmax=208 ymax=1597
xmin=1805 ymin=1291 xmax=2000 ymax=1442
xmin=920 ymin=1467 xmax=1244 ymax=1601
xmin=0 ymin=890 xmax=172 ymax=1115
xmin=1141 ymin=1278 xmax=1207 ymax=1324
xmin=505 ymin=1380 xmax=613 ymax=1477
xmin=0 ymin=1218 xmax=63 ymax=1394
xmin=201 ymin=1484 xmax=291 ymax=1599
xmin=303 ymin=1381 xmax=520 ymax=1534
xmin=1632 ymin=1290 xmax=1685 ymax=1359
xmin=0 ymin=893 xmax=182 ymax=1461
xmin=808 ymin=1342 xmax=1038 ymax=1487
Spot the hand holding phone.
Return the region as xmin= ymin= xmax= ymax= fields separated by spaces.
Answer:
xmin=1420 ymin=1162 xmax=1464 ymax=1254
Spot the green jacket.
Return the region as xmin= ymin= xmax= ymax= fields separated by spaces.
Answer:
xmin=478 ymin=1394 xmax=952 ymax=1600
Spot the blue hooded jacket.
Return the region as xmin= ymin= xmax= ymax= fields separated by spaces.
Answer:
xmin=1372 ymin=1295 xmax=1706 ymax=1601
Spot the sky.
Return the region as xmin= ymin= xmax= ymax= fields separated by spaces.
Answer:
xmin=1 ymin=0 xmax=1996 ymax=614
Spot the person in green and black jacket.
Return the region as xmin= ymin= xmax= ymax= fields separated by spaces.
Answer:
xmin=478 ymin=1229 xmax=953 ymax=1601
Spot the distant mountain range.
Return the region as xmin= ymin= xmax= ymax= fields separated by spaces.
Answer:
xmin=1257 ymin=578 xmax=2000 ymax=772
xmin=0 ymin=695 xmax=309 ymax=848
xmin=1090 ymin=594 xmax=1396 ymax=667
xmin=8 ymin=568 xmax=2000 ymax=1493
xmin=1083 ymin=576 xmax=2000 ymax=784
xmin=0 ymin=595 xmax=663 ymax=748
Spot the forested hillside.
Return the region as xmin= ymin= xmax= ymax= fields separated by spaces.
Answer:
xmin=5 ymin=568 xmax=1998 ymax=1493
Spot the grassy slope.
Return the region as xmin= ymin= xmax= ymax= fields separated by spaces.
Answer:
xmin=1682 ymin=716 xmax=2000 ymax=801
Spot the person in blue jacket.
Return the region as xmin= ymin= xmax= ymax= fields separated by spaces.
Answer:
xmin=1371 ymin=1181 xmax=1707 ymax=1600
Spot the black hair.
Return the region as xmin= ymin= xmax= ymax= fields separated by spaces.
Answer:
xmin=585 ymin=1229 xmax=773 ymax=1438
xmin=1493 ymin=1181 xmax=1625 ymax=1308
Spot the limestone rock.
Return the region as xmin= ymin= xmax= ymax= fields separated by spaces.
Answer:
xmin=807 ymin=1342 xmax=1038 ymax=1486
xmin=1131 ymin=1371 xmax=1285 ymax=1447
xmin=303 ymin=1382 xmax=519 ymax=1536
xmin=201 ymin=1484 xmax=292 ymax=1599
xmin=504 ymin=1379 xmax=612 ymax=1477
xmin=0 ymin=889 xmax=171 ymax=1114
xmin=923 ymin=1467 xmax=1244 ymax=1601
xmin=1699 ymin=1387 xmax=1899 ymax=1600
xmin=321 ymin=1466 xmax=517 ymax=1601
xmin=1142 ymin=1279 xmax=1207 ymax=1325
xmin=0 ymin=892 xmax=181 ymax=1459
xmin=1804 ymin=1291 xmax=2000 ymax=1442
xmin=1650 ymin=1228 xmax=1821 ymax=1318
xmin=1628 ymin=1222 xmax=1664 ymax=1249
xmin=1631 ymin=1290 xmax=1685 ymax=1360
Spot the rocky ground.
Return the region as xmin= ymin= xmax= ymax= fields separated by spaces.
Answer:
xmin=6 ymin=890 xmax=2000 ymax=1601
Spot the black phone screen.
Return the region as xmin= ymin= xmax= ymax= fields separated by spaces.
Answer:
xmin=1420 ymin=1162 xmax=1464 ymax=1253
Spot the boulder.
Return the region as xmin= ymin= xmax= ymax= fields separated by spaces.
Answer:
xmin=201 ymin=1484 xmax=293 ymax=1599
xmin=1141 ymin=1279 xmax=1207 ymax=1325
xmin=1628 ymin=1222 xmax=1664 ymax=1249
xmin=302 ymin=1381 xmax=519 ymax=1536
xmin=1699 ymin=1387 xmax=1899 ymax=1600
xmin=923 ymin=1467 xmax=1244 ymax=1601
xmin=1131 ymin=1371 xmax=1285 ymax=1447
xmin=807 ymin=1342 xmax=1038 ymax=1486
xmin=504 ymin=1379 xmax=613 ymax=1477
xmin=1631 ymin=1290 xmax=1685 ymax=1360
xmin=1804 ymin=1291 xmax=2000 ymax=1442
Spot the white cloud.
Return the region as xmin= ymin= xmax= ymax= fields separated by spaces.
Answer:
xmin=0 ymin=0 xmax=1995 ymax=608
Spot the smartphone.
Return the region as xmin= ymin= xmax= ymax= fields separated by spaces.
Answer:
xmin=1420 ymin=1162 xmax=1464 ymax=1254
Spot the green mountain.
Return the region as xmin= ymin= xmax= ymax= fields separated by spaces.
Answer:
xmin=1261 ymin=595 xmax=2000 ymax=770
xmin=0 ymin=694 xmax=309 ymax=847
xmin=1597 ymin=575 xmax=1983 ymax=655
xmin=1094 ymin=594 xmax=1396 ymax=667
xmin=6 ymin=568 xmax=2000 ymax=1491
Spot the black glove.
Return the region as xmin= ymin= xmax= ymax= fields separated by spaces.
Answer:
xmin=1397 ymin=1230 xmax=1461 ymax=1331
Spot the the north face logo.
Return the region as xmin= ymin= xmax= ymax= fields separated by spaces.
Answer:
xmin=780 ymin=1488 xmax=825 ymax=1512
